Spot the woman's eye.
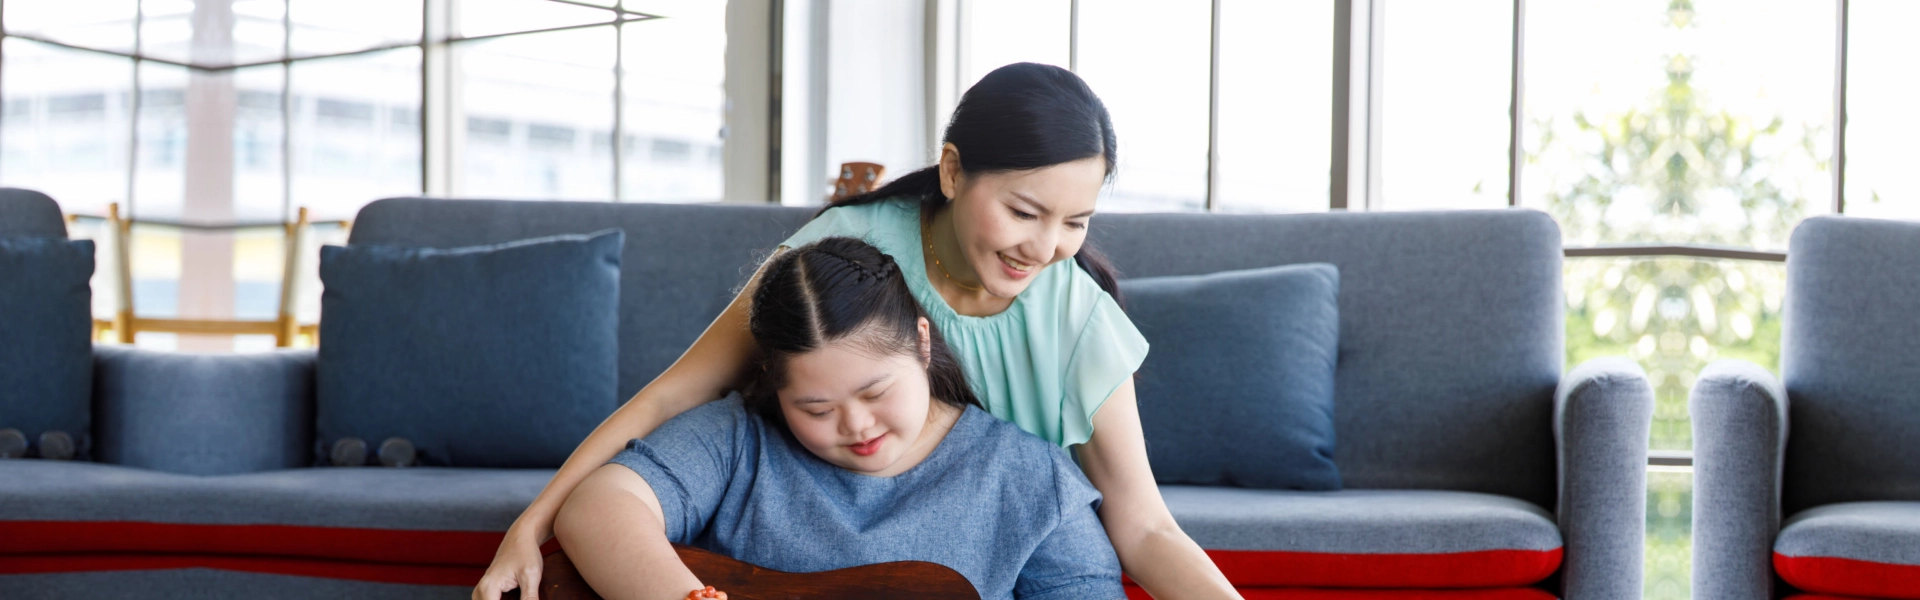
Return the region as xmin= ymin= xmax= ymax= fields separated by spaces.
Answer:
xmin=1066 ymin=221 xmax=1088 ymax=230
xmin=1011 ymin=209 xmax=1038 ymax=220
xmin=807 ymin=410 xmax=831 ymax=418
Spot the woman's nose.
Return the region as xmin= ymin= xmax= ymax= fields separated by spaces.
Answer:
xmin=840 ymin=405 xmax=876 ymax=436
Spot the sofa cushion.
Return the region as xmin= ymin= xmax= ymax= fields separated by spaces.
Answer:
xmin=317 ymin=230 xmax=623 ymax=468
xmin=1162 ymin=486 xmax=1562 ymax=588
xmin=0 ymin=236 xmax=95 ymax=460
xmin=1122 ymin=264 xmax=1341 ymax=490
xmin=0 ymin=188 xmax=69 ymax=239
xmin=0 ymin=460 xmax=551 ymax=567
xmin=1774 ymin=501 xmax=1920 ymax=599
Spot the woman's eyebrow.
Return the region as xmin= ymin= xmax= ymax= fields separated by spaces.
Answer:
xmin=1012 ymin=191 xmax=1095 ymax=219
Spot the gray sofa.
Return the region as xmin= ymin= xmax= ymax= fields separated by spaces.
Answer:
xmin=1691 ymin=215 xmax=1920 ymax=599
xmin=1 ymin=194 xmax=1653 ymax=598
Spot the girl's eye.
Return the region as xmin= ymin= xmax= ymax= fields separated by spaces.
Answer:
xmin=1066 ymin=221 xmax=1088 ymax=230
xmin=807 ymin=409 xmax=831 ymax=418
xmin=1011 ymin=208 xmax=1038 ymax=220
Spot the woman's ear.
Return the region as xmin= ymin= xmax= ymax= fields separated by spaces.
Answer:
xmin=937 ymin=143 xmax=962 ymax=200
xmin=917 ymin=317 xmax=932 ymax=367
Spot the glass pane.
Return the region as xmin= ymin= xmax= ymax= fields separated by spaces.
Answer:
xmin=959 ymin=0 xmax=1070 ymax=93
xmin=289 ymin=49 xmax=424 ymax=221
xmin=1377 ymin=0 xmax=1512 ymax=211
xmin=0 ymin=38 xmax=134 ymax=216
xmin=230 ymin=0 xmax=289 ymax=66
xmin=457 ymin=0 xmax=617 ymax=39
xmin=1 ymin=0 xmax=139 ymax=54
xmin=1074 ymin=0 xmax=1209 ymax=213
xmin=136 ymin=0 xmax=198 ymax=68
xmin=1214 ymin=0 xmax=1333 ymax=214
xmin=1646 ymin=468 xmax=1693 ymax=599
xmin=620 ymin=5 xmax=725 ymax=203
xmin=133 ymin=62 xmax=190 ymax=221
xmin=233 ymin=65 xmax=287 ymax=223
xmin=1565 ymin=256 xmax=1785 ymax=452
xmin=1842 ymin=0 xmax=1920 ymax=221
xmin=1524 ymin=0 xmax=1835 ymax=250
xmin=290 ymin=0 xmax=424 ymax=59
xmin=456 ymin=27 xmax=615 ymax=200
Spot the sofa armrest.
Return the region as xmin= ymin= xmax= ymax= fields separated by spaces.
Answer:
xmin=1689 ymin=359 xmax=1787 ymax=600
xmin=1553 ymin=356 xmax=1654 ymax=600
xmin=93 ymin=346 xmax=316 ymax=475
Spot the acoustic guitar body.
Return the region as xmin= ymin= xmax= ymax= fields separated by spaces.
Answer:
xmin=507 ymin=545 xmax=979 ymax=600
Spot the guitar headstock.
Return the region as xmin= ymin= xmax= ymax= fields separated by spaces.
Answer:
xmin=830 ymin=162 xmax=886 ymax=202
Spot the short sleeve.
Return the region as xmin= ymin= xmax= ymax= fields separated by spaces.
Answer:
xmin=1058 ymin=293 xmax=1149 ymax=447
xmin=1013 ymin=451 xmax=1125 ymax=600
xmin=605 ymin=395 xmax=755 ymax=543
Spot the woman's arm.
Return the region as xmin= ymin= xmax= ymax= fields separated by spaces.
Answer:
xmin=475 ymin=254 xmax=776 ymax=600
xmin=555 ymin=464 xmax=705 ymax=600
xmin=1077 ymin=378 xmax=1242 ymax=600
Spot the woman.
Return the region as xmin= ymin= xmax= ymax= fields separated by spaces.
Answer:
xmin=555 ymin=237 xmax=1124 ymax=600
xmin=474 ymin=62 xmax=1239 ymax=600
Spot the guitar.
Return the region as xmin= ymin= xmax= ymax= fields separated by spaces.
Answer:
xmin=830 ymin=162 xmax=886 ymax=202
xmin=505 ymin=544 xmax=979 ymax=600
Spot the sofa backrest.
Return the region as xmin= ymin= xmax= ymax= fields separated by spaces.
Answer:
xmin=348 ymin=198 xmax=817 ymax=409
xmin=351 ymin=199 xmax=1565 ymax=505
xmin=1781 ymin=216 xmax=1920 ymax=514
xmin=1091 ymin=210 xmax=1564 ymax=506
xmin=0 ymin=188 xmax=70 ymax=239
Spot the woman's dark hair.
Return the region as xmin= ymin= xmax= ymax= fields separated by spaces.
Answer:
xmin=823 ymin=62 xmax=1125 ymax=304
xmin=744 ymin=236 xmax=981 ymax=426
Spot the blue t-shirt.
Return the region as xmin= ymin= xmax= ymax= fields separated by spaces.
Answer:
xmin=608 ymin=394 xmax=1124 ymax=600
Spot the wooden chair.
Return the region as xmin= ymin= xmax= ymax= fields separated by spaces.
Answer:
xmin=506 ymin=545 xmax=978 ymax=600
xmin=90 ymin=203 xmax=322 ymax=347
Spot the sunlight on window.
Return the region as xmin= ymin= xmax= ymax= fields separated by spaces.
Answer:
xmin=1842 ymin=0 xmax=1920 ymax=221
xmin=1074 ymin=0 xmax=1210 ymax=213
xmin=1213 ymin=0 xmax=1333 ymax=214
xmin=1376 ymin=0 xmax=1513 ymax=211
xmin=959 ymin=0 xmax=1070 ymax=93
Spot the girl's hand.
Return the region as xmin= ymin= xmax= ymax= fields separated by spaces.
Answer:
xmin=472 ymin=529 xmax=546 ymax=600
xmin=686 ymin=585 xmax=728 ymax=599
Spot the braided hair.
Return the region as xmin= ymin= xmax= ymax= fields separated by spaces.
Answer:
xmin=744 ymin=237 xmax=981 ymax=427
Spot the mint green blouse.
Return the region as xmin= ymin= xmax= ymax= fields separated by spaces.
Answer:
xmin=779 ymin=199 xmax=1149 ymax=448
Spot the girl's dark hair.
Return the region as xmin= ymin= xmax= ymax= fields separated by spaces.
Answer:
xmin=822 ymin=62 xmax=1125 ymax=305
xmin=744 ymin=236 xmax=981 ymax=426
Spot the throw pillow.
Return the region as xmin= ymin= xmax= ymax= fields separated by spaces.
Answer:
xmin=1122 ymin=263 xmax=1341 ymax=490
xmin=316 ymin=229 xmax=623 ymax=468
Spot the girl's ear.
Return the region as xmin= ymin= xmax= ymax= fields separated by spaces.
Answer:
xmin=938 ymin=143 xmax=962 ymax=200
xmin=917 ymin=317 xmax=932 ymax=367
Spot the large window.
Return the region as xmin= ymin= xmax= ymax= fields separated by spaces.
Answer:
xmin=0 ymin=0 xmax=727 ymax=351
xmin=939 ymin=1 xmax=1898 ymax=597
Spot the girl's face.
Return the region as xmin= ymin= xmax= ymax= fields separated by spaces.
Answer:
xmin=777 ymin=319 xmax=949 ymax=477
xmin=940 ymin=146 xmax=1106 ymax=299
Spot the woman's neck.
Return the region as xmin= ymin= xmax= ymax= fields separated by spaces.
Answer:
xmin=924 ymin=207 xmax=1015 ymax=317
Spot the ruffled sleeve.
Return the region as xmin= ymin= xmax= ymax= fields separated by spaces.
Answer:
xmin=1057 ymin=291 xmax=1149 ymax=448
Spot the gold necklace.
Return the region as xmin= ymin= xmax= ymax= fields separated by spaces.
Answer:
xmin=923 ymin=219 xmax=984 ymax=292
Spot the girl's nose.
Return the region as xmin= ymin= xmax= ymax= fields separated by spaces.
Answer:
xmin=840 ymin=405 xmax=876 ymax=437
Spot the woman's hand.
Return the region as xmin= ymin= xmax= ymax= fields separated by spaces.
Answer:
xmin=472 ymin=526 xmax=548 ymax=600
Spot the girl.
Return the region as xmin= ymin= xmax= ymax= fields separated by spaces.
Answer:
xmin=553 ymin=238 xmax=1124 ymax=600
xmin=477 ymin=63 xmax=1238 ymax=600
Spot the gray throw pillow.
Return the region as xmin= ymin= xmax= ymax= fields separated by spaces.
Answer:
xmin=1122 ymin=263 xmax=1341 ymax=490
xmin=316 ymin=229 xmax=623 ymax=468
xmin=0 ymin=237 xmax=95 ymax=460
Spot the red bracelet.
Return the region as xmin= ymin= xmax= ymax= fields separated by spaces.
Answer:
xmin=685 ymin=585 xmax=728 ymax=600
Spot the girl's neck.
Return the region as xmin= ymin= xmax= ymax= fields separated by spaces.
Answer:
xmin=924 ymin=206 xmax=1015 ymax=317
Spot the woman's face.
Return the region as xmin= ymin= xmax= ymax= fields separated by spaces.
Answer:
xmin=941 ymin=147 xmax=1106 ymax=299
xmin=777 ymin=321 xmax=942 ymax=477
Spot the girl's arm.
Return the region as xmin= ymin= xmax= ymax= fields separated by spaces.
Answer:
xmin=555 ymin=464 xmax=705 ymax=600
xmin=475 ymin=255 xmax=775 ymax=600
xmin=1076 ymin=378 xmax=1243 ymax=600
